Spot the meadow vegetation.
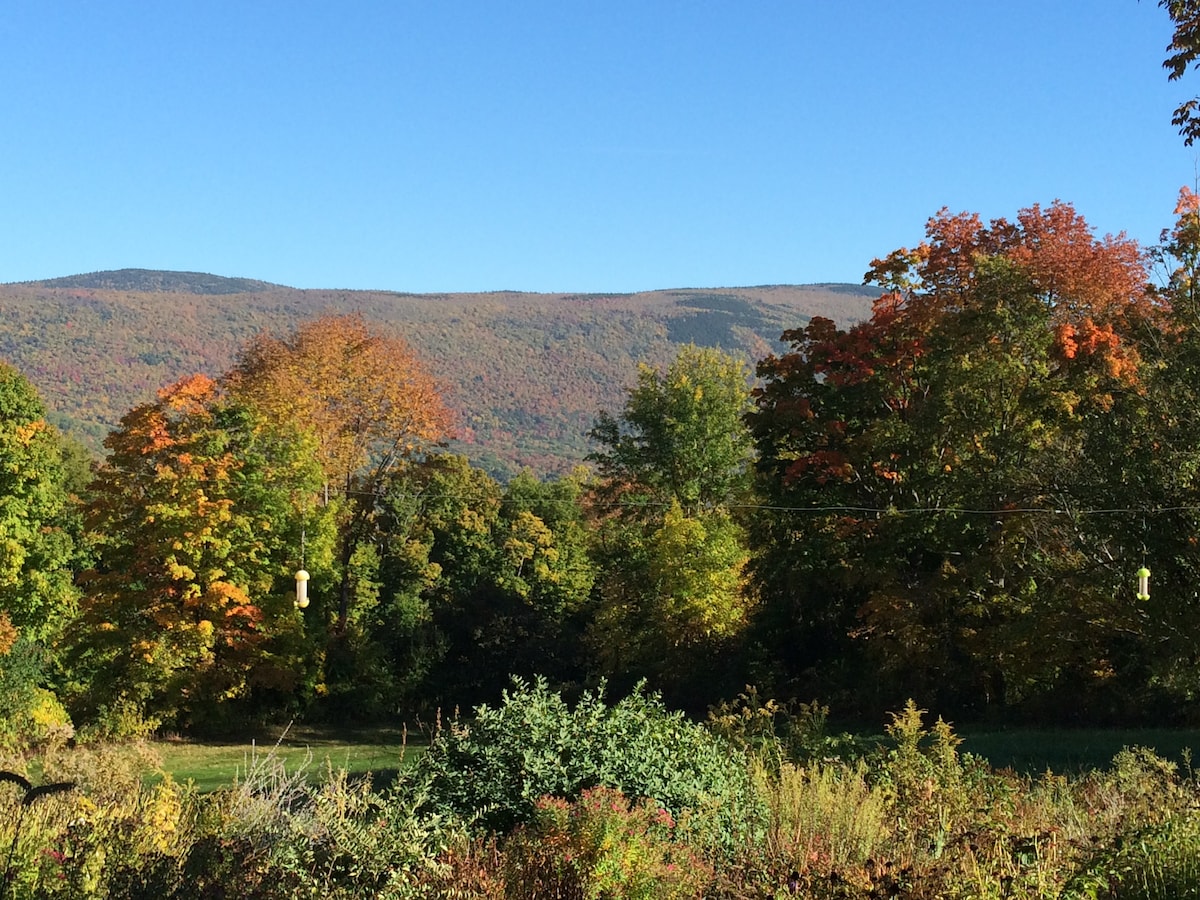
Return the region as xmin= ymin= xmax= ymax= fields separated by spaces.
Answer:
xmin=3 ymin=683 xmax=1200 ymax=898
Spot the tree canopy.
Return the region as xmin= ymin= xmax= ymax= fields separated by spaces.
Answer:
xmin=225 ymin=314 xmax=452 ymax=493
xmin=747 ymin=201 xmax=1167 ymax=717
xmin=0 ymin=363 xmax=78 ymax=642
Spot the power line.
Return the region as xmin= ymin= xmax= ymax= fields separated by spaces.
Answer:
xmin=731 ymin=504 xmax=1200 ymax=516
xmin=376 ymin=489 xmax=1200 ymax=518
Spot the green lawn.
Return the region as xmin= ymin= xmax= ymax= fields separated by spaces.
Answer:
xmin=960 ymin=727 xmax=1200 ymax=774
xmin=144 ymin=723 xmax=1200 ymax=792
xmin=150 ymin=725 xmax=424 ymax=792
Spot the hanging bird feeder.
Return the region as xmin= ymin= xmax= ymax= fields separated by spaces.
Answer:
xmin=294 ymin=569 xmax=310 ymax=609
xmin=1136 ymin=566 xmax=1150 ymax=602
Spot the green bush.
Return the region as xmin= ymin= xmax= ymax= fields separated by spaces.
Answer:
xmin=419 ymin=676 xmax=762 ymax=843
xmin=0 ymin=638 xmax=73 ymax=749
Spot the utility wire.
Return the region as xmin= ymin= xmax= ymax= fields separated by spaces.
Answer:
xmin=370 ymin=490 xmax=1200 ymax=518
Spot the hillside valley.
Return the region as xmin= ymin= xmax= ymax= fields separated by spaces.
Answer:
xmin=1 ymin=270 xmax=878 ymax=476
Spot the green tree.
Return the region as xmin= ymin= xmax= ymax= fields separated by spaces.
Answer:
xmin=499 ymin=468 xmax=597 ymax=620
xmin=588 ymin=344 xmax=754 ymax=515
xmin=589 ymin=501 xmax=749 ymax=697
xmin=0 ymin=362 xmax=79 ymax=643
xmin=587 ymin=347 xmax=755 ymax=705
xmin=357 ymin=455 xmax=595 ymax=713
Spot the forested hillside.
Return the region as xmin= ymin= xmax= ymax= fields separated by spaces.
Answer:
xmin=0 ymin=272 xmax=877 ymax=475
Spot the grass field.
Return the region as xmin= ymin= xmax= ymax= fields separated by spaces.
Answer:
xmin=142 ymin=723 xmax=1200 ymax=792
xmin=960 ymin=727 xmax=1200 ymax=774
xmin=149 ymin=724 xmax=424 ymax=792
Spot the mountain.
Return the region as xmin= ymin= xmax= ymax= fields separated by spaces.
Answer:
xmin=0 ymin=272 xmax=878 ymax=477
xmin=25 ymin=268 xmax=286 ymax=295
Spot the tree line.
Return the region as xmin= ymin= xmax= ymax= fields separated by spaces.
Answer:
xmin=3 ymin=192 xmax=1200 ymax=739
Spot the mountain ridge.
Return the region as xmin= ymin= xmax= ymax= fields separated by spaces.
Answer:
xmin=20 ymin=268 xmax=286 ymax=295
xmin=0 ymin=271 xmax=879 ymax=476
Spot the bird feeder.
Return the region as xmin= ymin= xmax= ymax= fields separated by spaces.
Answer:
xmin=1136 ymin=566 xmax=1150 ymax=601
xmin=294 ymin=569 xmax=310 ymax=609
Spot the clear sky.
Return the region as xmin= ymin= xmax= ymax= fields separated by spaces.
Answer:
xmin=1 ymin=1 xmax=1195 ymax=293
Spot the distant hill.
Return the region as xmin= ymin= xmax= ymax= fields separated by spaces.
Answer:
xmin=26 ymin=269 xmax=286 ymax=295
xmin=0 ymin=272 xmax=878 ymax=477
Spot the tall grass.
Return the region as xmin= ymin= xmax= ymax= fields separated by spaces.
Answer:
xmin=754 ymin=759 xmax=891 ymax=873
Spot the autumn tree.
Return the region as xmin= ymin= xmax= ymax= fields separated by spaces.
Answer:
xmin=69 ymin=375 xmax=334 ymax=732
xmin=225 ymin=314 xmax=452 ymax=633
xmin=749 ymin=202 xmax=1161 ymax=718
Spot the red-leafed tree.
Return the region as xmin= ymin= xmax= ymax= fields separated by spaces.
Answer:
xmin=748 ymin=202 xmax=1163 ymax=718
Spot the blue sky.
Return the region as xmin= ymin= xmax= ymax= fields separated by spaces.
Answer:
xmin=1 ymin=1 xmax=1195 ymax=293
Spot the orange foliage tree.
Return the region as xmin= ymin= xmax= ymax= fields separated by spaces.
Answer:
xmin=70 ymin=375 xmax=330 ymax=731
xmin=225 ymin=314 xmax=452 ymax=631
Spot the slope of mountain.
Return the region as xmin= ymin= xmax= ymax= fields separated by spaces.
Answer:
xmin=0 ymin=272 xmax=878 ymax=477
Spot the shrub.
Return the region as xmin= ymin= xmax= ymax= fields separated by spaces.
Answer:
xmin=419 ymin=676 xmax=762 ymax=845
xmin=707 ymin=688 xmax=869 ymax=768
xmin=182 ymin=749 xmax=470 ymax=899
xmin=1 ymin=740 xmax=473 ymax=900
xmin=753 ymin=758 xmax=891 ymax=874
xmin=872 ymin=699 xmax=983 ymax=859
xmin=0 ymin=637 xmax=73 ymax=749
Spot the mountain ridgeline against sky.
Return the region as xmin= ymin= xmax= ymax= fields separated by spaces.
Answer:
xmin=27 ymin=268 xmax=287 ymax=295
xmin=0 ymin=271 xmax=878 ymax=476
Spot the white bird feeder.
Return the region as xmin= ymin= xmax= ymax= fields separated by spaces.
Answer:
xmin=1136 ymin=566 xmax=1150 ymax=602
xmin=294 ymin=569 xmax=310 ymax=609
